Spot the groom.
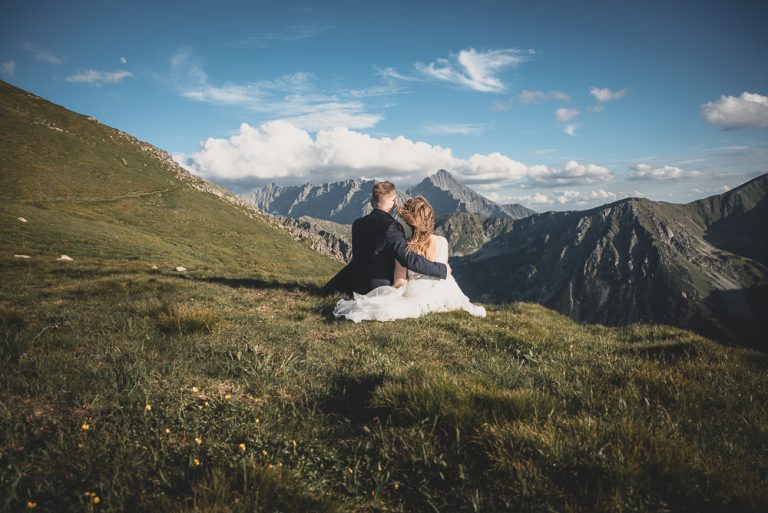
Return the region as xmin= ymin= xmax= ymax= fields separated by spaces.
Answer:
xmin=322 ymin=181 xmax=449 ymax=295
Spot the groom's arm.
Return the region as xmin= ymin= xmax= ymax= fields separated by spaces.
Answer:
xmin=385 ymin=222 xmax=448 ymax=279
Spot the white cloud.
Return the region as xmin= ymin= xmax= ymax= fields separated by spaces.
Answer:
xmin=184 ymin=121 xmax=533 ymax=187
xmin=231 ymin=21 xmax=329 ymax=48
xmin=590 ymin=87 xmax=627 ymax=102
xmin=170 ymin=48 xmax=384 ymax=131
xmin=414 ymin=48 xmax=533 ymax=93
xmin=692 ymin=185 xmax=732 ymax=195
xmin=374 ymin=66 xmax=420 ymax=82
xmin=555 ymin=108 xmax=579 ymax=122
xmin=186 ymin=121 xmax=319 ymax=180
xmin=120 ymin=56 xmax=127 ymax=64
xmin=701 ymin=92 xmax=768 ymax=129
xmin=422 ymin=123 xmax=489 ymax=135
xmin=564 ymin=124 xmax=578 ymax=137
xmin=517 ymin=89 xmax=571 ymax=103
xmin=528 ymin=160 xmax=613 ymax=187
xmin=533 ymin=148 xmax=558 ymax=155
xmin=1 ymin=60 xmax=15 ymax=77
xmin=64 ymin=69 xmax=134 ymax=85
xmin=489 ymin=191 xmax=554 ymax=205
xmin=627 ymin=163 xmax=704 ymax=181
xmin=589 ymin=104 xmax=605 ymax=113
xmin=21 ymin=42 xmax=63 ymax=64
xmin=490 ymin=188 xmax=620 ymax=206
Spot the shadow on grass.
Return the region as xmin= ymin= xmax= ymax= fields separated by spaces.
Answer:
xmin=167 ymin=273 xmax=324 ymax=295
xmin=319 ymin=372 xmax=388 ymax=423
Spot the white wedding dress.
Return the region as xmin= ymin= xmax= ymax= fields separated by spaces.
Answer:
xmin=333 ymin=236 xmax=486 ymax=323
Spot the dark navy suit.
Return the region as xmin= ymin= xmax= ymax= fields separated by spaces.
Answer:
xmin=323 ymin=208 xmax=447 ymax=295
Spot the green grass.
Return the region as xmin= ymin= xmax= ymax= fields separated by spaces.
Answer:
xmin=1 ymin=257 xmax=766 ymax=512
xmin=1 ymin=79 xmax=767 ymax=512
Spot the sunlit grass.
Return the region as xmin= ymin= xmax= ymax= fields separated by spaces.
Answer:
xmin=1 ymin=256 xmax=766 ymax=512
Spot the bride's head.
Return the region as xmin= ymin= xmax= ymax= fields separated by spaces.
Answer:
xmin=398 ymin=196 xmax=434 ymax=256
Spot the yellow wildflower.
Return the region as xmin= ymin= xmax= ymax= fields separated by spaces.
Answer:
xmin=393 ymin=482 xmax=400 ymax=490
xmin=92 ymin=496 xmax=101 ymax=505
xmin=261 ymin=449 xmax=268 ymax=456
xmin=81 ymin=423 xmax=90 ymax=431
xmin=224 ymin=394 xmax=232 ymax=400
xmin=191 ymin=386 xmax=199 ymax=393
xmin=164 ymin=428 xmax=171 ymax=434
xmin=26 ymin=500 xmax=37 ymax=509
xmin=193 ymin=458 xmax=201 ymax=467
xmin=194 ymin=437 xmax=202 ymax=445
xmin=239 ymin=443 xmax=246 ymax=451
xmin=145 ymin=404 xmax=152 ymax=412
xmin=346 ymin=467 xmax=353 ymax=475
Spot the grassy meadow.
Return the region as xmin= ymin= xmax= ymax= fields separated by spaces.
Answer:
xmin=1 ymin=79 xmax=768 ymax=512
xmin=2 ymin=255 xmax=767 ymax=512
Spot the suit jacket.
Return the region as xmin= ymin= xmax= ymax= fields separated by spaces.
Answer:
xmin=322 ymin=208 xmax=447 ymax=295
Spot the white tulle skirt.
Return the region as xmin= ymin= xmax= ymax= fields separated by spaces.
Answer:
xmin=333 ymin=276 xmax=486 ymax=323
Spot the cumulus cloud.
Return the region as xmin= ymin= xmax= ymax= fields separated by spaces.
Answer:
xmin=1 ymin=60 xmax=15 ymax=77
xmin=555 ymin=108 xmax=579 ymax=122
xmin=528 ymin=160 xmax=613 ymax=187
xmin=490 ymin=189 xmax=620 ymax=206
xmin=590 ymin=87 xmax=627 ymax=102
xmin=564 ymin=124 xmax=578 ymax=137
xmin=120 ymin=56 xmax=127 ymax=64
xmin=21 ymin=42 xmax=63 ymax=64
xmin=64 ymin=69 xmax=134 ymax=85
xmin=181 ymin=121 xmax=537 ymax=188
xmin=701 ymin=92 xmax=768 ymax=129
xmin=627 ymin=163 xmax=704 ymax=181
xmin=414 ymin=48 xmax=533 ymax=93
xmin=170 ymin=48 xmax=384 ymax=131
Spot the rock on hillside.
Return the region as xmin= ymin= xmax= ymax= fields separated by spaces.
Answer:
xmin=434 ymin=212 xmax=516 ymax=256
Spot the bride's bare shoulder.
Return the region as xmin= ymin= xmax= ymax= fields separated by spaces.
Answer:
xmin=430 ymin=234 xmax=447 ymax=245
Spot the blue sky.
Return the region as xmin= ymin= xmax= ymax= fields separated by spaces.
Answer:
xmin=2 ymin=0 xmax=767 ymax=211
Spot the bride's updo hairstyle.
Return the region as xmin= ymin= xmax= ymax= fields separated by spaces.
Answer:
xmin=398 ymin=196 xmax=435 ymax=257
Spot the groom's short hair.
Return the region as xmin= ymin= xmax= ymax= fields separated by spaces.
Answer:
xmin=371 ymin=181 xmax=396 ymax=207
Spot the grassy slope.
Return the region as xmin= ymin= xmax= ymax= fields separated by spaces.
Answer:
xmin=0 ymin=80 xmax=338 ymax=282
xmin=1 ymin=80 xmax=767 ymax=512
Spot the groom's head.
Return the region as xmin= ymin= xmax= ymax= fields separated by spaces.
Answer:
xmin=371 ymin=181 xmax=397 ymax=213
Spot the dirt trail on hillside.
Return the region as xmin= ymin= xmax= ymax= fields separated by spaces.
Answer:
xmin=10 ymin=186 xmax=180 ymax=204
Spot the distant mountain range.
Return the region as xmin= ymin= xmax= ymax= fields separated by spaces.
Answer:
xmin=452 ymin=173 xmax=768 ymax=348
xmin=240 ymin=170 xmax=536 ymax=224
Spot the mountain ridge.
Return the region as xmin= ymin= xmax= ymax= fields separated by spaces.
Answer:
xmin=452 ymin=176 xmax=768 ymax=347
xmin=240 ymin=170 xmax=536 ymax=223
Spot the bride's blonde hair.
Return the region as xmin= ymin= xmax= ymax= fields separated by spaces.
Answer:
xmin=398 ymin=196 xmax=435 ymax=257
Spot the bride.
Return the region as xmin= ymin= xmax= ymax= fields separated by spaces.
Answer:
xmin=333 ymin=196 xmax=486 ymax=322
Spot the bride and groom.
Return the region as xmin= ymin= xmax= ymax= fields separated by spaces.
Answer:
xmin=324 ymin=181 xmax=485 ymax=322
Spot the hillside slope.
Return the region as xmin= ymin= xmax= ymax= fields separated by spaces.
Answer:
xmin=0 ymin=79 xmax=340 ymax=282
xmin=453 ymin=178 xmax=768 ymax=348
